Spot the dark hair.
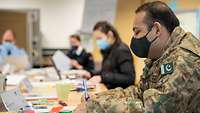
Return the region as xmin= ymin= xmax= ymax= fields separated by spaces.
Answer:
xmin=93 ymin=21 xmax=121 ymax=43
xmin=70 ymin=34 xmax=81 ymax=42
xmin=135 ymin=1 xmax=179 ymax=33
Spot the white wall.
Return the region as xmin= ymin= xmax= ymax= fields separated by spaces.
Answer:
xmin=0 ymin=0 xmax=85 ymax=48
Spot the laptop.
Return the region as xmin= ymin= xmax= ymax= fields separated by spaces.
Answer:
xmin=3 ymin=56 xmax=30 ymax=72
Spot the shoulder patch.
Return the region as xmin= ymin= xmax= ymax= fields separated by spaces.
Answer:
xmin=161 ymin=62 xmax=174 ymax=75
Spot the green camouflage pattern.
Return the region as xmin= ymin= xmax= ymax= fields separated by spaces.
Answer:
xmin=85 ymin=27 xmax=200 ymax=113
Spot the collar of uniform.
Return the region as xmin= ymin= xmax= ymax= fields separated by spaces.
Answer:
xmin=178 ymin=29 xmax=200 ymax=58
xmin=160 ymin=27 xmax=186 ymax=57
xmin=169 ymin=27 xmax=186 ymax=43
xmin=144 ymin=59 xmax=154 ymax=68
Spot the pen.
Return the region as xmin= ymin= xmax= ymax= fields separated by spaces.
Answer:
xmin=83 ymin=79 xmax=89 ymax=101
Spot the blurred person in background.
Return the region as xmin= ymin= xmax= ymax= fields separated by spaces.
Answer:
xmin=0 ymin=29 xmax=30 ymax=69
xmin=0 ymin=29 xmax=27 ymax=56
xmin=67 ymin=34 xmax=94 ymax=73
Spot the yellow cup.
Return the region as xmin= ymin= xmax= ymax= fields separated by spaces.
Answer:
xmin=56 ymin=82 xmax=72 ymax=101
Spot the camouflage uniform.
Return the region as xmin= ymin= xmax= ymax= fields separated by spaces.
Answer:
xmin=86 ymin=27 xmax=200 ymax=113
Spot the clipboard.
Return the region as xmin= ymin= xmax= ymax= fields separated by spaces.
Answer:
xmin=51 ymin=50 xmax=71 ymax=80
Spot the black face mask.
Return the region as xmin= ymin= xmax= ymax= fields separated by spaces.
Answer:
xmin=71 ymin=46 xmax=78 ymax=50
xmin=130 ymin=30 xmax=157 ymax=58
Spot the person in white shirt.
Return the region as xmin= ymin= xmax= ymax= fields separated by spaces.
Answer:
xmin=67 ymin=34 xmax=94 ymax=73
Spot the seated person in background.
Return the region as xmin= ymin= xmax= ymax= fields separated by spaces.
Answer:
xmin=67 ymin=34 xmax=94 ymax=73
xmin=0 ymin=29 xmax=27 ymax=56
xmin=86 ymin=21 xmax=135 ymax=89
xmin=0 ymin=29 xmax=30 ymax=68
xmin=74 ymin=1 xmax=200 ymax=113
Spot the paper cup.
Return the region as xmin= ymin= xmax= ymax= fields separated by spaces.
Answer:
xmin=56 ymin=82 xmax=72 ymax=101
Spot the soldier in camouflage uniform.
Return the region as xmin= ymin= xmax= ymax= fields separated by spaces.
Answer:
xmin=73 ymin=1 xmax=200 ymax=113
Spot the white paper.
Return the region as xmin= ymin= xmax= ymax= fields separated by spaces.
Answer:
xmin=1 ymin=64 xmax=11 ymax=75
xmin=0 ymin=88 xmax=28 ymax=111
xmin=25 ymin=82 xmax=57 ymax=100
xmin=6 ymin=75 xmax=26 ymax=86
xmin=25 ymin=94 xmax=57 ymax=100
xmin=6 ymin=74 xmax=33 ymax=92
xmin=52 ymin=50 xmax=71 ymax=72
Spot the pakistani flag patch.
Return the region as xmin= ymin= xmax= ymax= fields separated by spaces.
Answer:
xmin=161 ymin=62 xmax=174 ymax=75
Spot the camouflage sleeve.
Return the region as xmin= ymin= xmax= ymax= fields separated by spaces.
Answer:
xmin=86 ymin=85 xmax=143 ymax=113
xmin=86 ymin=48 xmax=200 ymax=113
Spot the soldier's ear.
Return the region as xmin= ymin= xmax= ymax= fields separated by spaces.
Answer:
xmin=153 ymin=22 xmax=161 ymax=37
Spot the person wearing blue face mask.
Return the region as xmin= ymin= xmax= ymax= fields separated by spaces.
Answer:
xmin=96 ymin=38 xmax=110 ymax=50
xmin=85 ymin=21 xmax=135 ymax=89
xmin=0 ymin=29 xmax=29 ymax=66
